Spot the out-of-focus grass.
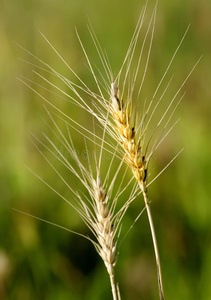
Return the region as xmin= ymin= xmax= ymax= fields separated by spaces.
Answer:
xmin=1 ymin=0 xmax=211 ymax=299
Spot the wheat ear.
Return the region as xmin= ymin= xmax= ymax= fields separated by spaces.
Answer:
xmin=93 ymin=174 xmax=117 ymax=300
xmin=110 ymin=82 xmax=164 ymax=300
xmin=46 ymin=111 xmax=120 ymax=300
xmin=23 ymin=99 xmax=138 ymax=299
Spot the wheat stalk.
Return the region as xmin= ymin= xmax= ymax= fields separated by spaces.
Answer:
xmin=110 ymin=80 xmax=164 ymax=299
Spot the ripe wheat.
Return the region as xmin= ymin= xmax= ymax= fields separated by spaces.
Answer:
xmin=17 ymin=1 xmax=200 ymax=299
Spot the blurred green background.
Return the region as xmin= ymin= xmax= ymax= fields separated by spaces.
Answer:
xmin=1 ymin=0 xmax=211 ymax=299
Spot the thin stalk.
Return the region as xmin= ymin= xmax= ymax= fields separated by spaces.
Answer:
xmin=140 ymin=182 xmax=164 ymax=300
xmin=109 ymin=271 xmax=118 ymax=300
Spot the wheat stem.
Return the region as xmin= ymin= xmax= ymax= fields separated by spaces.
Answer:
xmin=110 ymin=272 xmax=118 ymax=300
xmin=140 ymin=183 xmax=164 ymax=300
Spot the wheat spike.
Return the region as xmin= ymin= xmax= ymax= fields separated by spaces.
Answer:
xmin=21 ymin=102 xmax=139 ymax=299
xmin=93 ymin=174 xmax=117 ymax=299
xmin=110 ymin=82 xmax=147 ymax=186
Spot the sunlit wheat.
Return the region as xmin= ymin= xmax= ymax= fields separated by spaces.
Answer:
xmin=17 ymin=1 xmax=201 ymax=299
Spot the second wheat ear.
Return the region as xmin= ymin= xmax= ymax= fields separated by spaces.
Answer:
xmin=110 ymin=81 xmax=164 ymax=300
